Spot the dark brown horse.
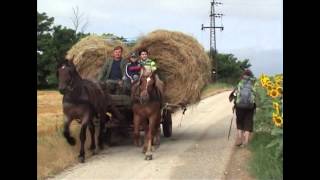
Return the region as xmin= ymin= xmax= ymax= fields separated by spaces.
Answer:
xmin=131 ymin=70 xmax=163 ymax=160
xmin=57 ymin=60 xmax=113 ymax=163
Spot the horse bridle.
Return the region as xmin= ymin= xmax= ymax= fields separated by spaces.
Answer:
xmin=136 ymin=74 xmax=152 ymax=104
xmin=61 ymin=65 xmax=75 ymax=92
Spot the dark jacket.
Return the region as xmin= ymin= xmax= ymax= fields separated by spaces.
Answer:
xmin=125 ymin=61 xmax=141 ymax=81
xmin=98 ymin=58 xmax=127 ymax=81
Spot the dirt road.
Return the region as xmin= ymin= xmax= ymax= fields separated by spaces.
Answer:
xmin=49 ymin=91 xmax=236 ymax=180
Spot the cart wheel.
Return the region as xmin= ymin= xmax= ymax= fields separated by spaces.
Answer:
xmin=162 ymin=111 xmax=172 ymax=137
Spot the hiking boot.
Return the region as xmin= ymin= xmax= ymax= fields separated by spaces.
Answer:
xmin=235 ymin=129 xmax=243 ymax=146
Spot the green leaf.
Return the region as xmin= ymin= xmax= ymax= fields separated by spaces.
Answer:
xmin=266 ymin=139 xmax=279 ymax=148
xmin=271 ymin=128 xmax=283 ymax=136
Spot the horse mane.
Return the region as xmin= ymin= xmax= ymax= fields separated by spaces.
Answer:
xmin=59 ymin=59 xmax=112 ymax=114
xmin=131 ymin=73 xmax=163 ymax=103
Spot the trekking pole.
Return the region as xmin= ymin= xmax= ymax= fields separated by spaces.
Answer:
xmin=228 ymin=108 xmax=235 ymax=140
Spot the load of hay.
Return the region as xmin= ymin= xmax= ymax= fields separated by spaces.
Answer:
xmin=65 ymin=35 xmax=129 ymax=80
xmin=66 ymin=30 xmax=211 ymax=105
xmin=131 ymin=30 xmax=211 ymax=105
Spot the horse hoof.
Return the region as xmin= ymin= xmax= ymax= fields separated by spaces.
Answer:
xmin=67 ymin=137 xmax=76 ymax=146
xmin=142 ymin=146 xmax=147 ymax=153
xmin=145 ymin=155 xmax=153 ymax=160
xmin=78 ymin=156 xmax=85 ymax=163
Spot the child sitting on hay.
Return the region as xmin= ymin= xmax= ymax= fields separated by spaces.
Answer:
xmin=138 ymin=49 xmax=164 ymax=104
xmin=123 ymin=52 xmax=141 ymax=94
xmin=125 ymin=52 xmax=141 ymax=83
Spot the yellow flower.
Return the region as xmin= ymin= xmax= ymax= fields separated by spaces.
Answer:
xmin=273 ymin=102 xmax=280 ymax=114
xmin=267 ymin=85 xmax=273 ymax=92
xmin=269 ymin=88 xmax=280 ymax=98
xmin=276 ymin=86 xmax=282 ymax=95
xmin=259 ymin=74 xmax=267 ymax=80
xmin=267 ymin=81 xmax=273 ymax=86
xmin=272 ymin=112 xmax=283 ymax=127
xmin=275 ymin=75 xmax=283 ymax=81
xmin=275 ymin=80 xmax=282 ymax=87
xmin=260 ymin=75 xmax=270 ymax=83
xmin=261 ymin=81 xmax=267 ymax=88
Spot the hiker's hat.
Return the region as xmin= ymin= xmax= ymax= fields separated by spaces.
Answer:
xmin=243 ymin=69 xmax=253 ymax=77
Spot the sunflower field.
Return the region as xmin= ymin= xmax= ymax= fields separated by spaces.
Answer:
xmin=249 ymin=73 xmax=283 ymax=179
xmin=257 ymin=74 xmax=283 ymax=155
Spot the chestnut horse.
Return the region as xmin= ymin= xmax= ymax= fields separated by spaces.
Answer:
xmin=131 ymin=70 xmax=163 ymax=160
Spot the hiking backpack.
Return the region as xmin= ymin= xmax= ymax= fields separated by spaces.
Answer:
xmin=235 ymin=78 xmax=255 ymax=109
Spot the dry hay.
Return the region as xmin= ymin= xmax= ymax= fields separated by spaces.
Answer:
xmin=131 ymin=29 xmax=211 ymax=105
xmin=65 ymin=35 xmax=129 ymax=80
xmin=65 ymin=30 xmax=211 ymax=105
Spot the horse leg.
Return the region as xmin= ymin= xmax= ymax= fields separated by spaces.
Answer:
xmin=63 ymin=116 xmax=76 ymax=145
xmin=88 ymin=120 xmax=96 ymax=154
xmin=145 ymin=114 xmax=161 ymax=160
xmin=133 ymin=113 xmax=142 ymax=147
xmin=154 ymin=113 xmax=161 ymax=149
xmin=79 ymin=118 xmax=89 ymax=163
xmin=142 ymin=122 xmax=149 ymax=153
xmin=98 ymin=113 xmax=107 ymax=150
xmin=145 ymin=123 xmax=153 ymax=160
xmin=153 ymin=125 xmax=161 ymax=150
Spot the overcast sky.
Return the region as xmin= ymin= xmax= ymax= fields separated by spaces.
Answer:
xmin=38 ymin=0 xmax=283 ymax=76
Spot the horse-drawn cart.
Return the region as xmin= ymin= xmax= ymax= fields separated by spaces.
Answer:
xmin=105 ymin=93 xmax=186 ymax=138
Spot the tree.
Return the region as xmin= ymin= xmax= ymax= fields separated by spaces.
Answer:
xmin=214 ymin=53 xmax=252 ymax=84
xmin=37 ymin=12 xmax=55 ymax=88
xmin=71 ymin=6 xmax=89 ymax=33
xmin=37 ymin=11 xmax=84 ymax=89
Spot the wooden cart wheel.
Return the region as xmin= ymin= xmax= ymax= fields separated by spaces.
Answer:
xmin=162 ymin=110 xmax=172 ymax=137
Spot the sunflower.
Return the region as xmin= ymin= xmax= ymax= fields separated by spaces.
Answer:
xmin=275 ymin=80 xmax=282 ymax=87
xmin=272 ymin=112 xmax=283 ymax=127
xmin=259 ymin=74 xmax=267 ymax=80
xmin=260 ymin=77 xmax=267 ymax=85
xmin=261 ymin=81 xmax=267 ymax=88
xmin=260 ymin=76 xmax=270 ymax=83
xmin=269 ymin=88 xmax=280 ymax=98
xmin=273 ymin=102 xmax=280 ymax=114
xmin=267 ymin=85 xmax=273 ymax=92
xmin=276 ymin=86 xmax=283 ymax=94
xmin=275 ymin=75 xmax=283 ymax=81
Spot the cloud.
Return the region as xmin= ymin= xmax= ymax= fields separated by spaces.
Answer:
xmin=221 ymin=0 xmax=282 ymax=21
xmin=38 ymin=0 xmax=282 ymax=55
xmin=228 ymin=48 xmax=283 ymax=76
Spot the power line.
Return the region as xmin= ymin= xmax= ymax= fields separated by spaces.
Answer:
xmin=201 ymin=0 xmax=224 ymax=81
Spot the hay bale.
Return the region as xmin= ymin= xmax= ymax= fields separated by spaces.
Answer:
xmin=65 ymin=35 xmax=129 ymax=80
xmin=66 ymin=30 xmax=211 ymax=105
xmin=132 ymin=29 xmax=211 ymax=105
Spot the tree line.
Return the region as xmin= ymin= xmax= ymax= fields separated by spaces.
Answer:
xmin=37 ymin=11 xmax=251 ymax=89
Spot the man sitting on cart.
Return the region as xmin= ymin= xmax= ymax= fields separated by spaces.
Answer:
xmin=98 ymin=46 xmax=127 ymax=94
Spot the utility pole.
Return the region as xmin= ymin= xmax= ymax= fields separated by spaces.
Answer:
xmin=201 ymin=0 xmax=224 ymax=81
